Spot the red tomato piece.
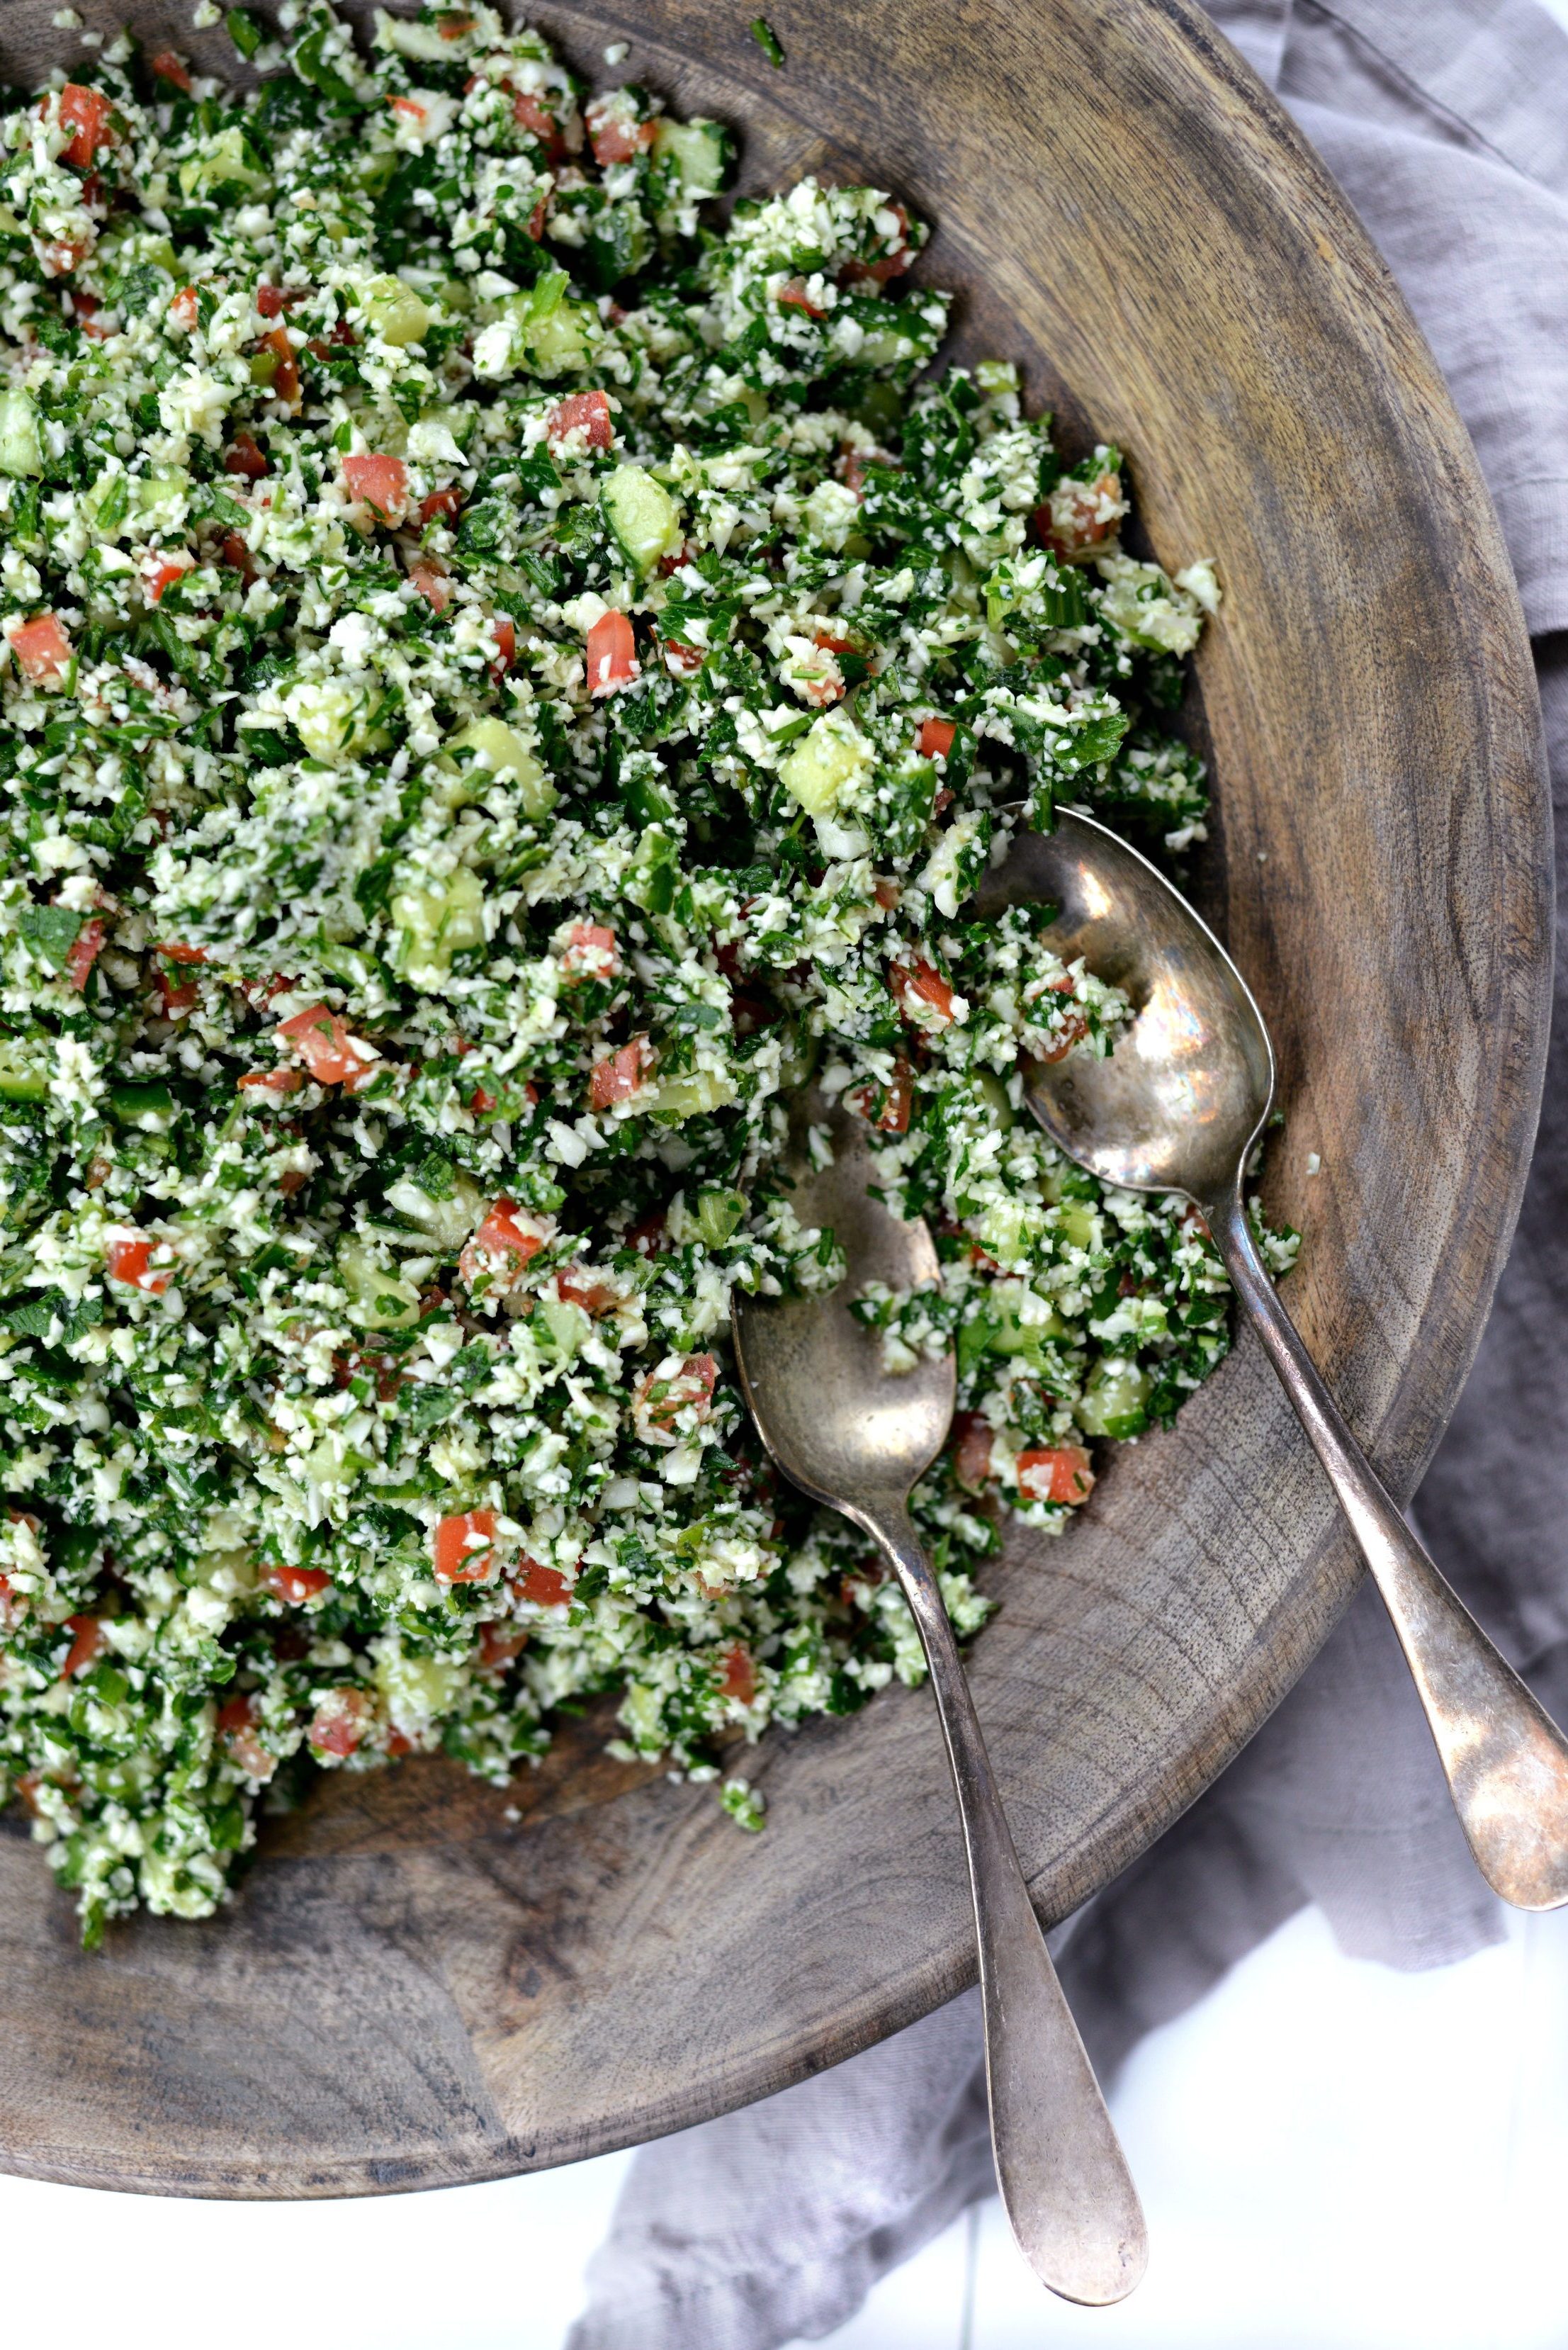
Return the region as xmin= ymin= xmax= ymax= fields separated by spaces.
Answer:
xmin=477 ymin=1619 xmax=529 ymax=1671
xmin=560 ymin=922 xmax=618 ymax=982
xmin=889 ymin=958 xmax=956 ymax=1026
xmin=276 ymin=1003 xmax=374 ymax=1086
xmin=840 ymin=204 xmax=913 ymax=286
xmin=342 ymin=451 xmax=410 ymax=526
xmin=636 ymin=1351 xmax=718 ymax=1439
xmin=218 ymin=531 xmax=258 ymax=586
xmin=951 ymin=1412 xmax=996 ymax=1493
xmin=1034 ymin=471 xmax=1123 ymax=561
xmin=60 ymin=1613 xmax=103 ymax=1680
xmin=852 ymin=1060 xmax=913 ymax=1133
xmin=918 ymin=716 xmax=956 ymax=760
xmin=490 ymin=615 xmax=516 ymax=681
xmin=546 ymin=388 xmax=614 ymax=450
xmin=145 ymin=555 xmax=192 ymax=605
xmin=556 ymin=1266 xmax=619 ymax=1317
xmin=149 ymin=49 xmax=193 ymax=92
xmin=310 ymin=1687 xmax=369 ymax=1759
xmin=258 ymin=324 xmax=300 ymax=406
xmin=237 ymin=1067 xmax=304 ymax=1098
xmin=663 ymin=636 xmax=704 ymax=674
xmin=586 ymin=609 xmax=638 ymax=696
xmin=459 ymin=1198 xmax=548 ymax=1293
xmin=224 ymin=429 xmax=269 ymax=480
xmin=777 ymin=277 xmax=825 ymax=318
xmin=1015 ymin=1446 xmax=1095 ymax=1507
xmin=626 ymin=1209 xmax=667 ymax=1257
xmin=168 ymin=283 xmax=199 ymax=332
xmin=720 ymin=1644 xmax=757 ymax=1706
xmin=1037 ymin=999 xmax=1089 ymax=1064
xmin=515 ymin=1556 xmax=570 ymax=1607
xmin=434 ymin=1508 xmax=500 ymax=1585
xmin=216 ymin=1692 xmax=274 ymax=1780
xmin=585 ymin=96 xmax=656 ymax=165
xmin=261 ymin=1561 xmax=331 ymax=1604
xmin=417 ymin=485 xmax=463 ymax=528
xmin=56 ymin=84 xmax=113 ymax=169
xmin=510 ymin=88 xmax=568 ymax=160
xmin=107 ymin=1232 xmax=172 ymax=1293
xmin=589 ymin=1034 xmax=652 ymax=1110
xmin=9 ymin=613 xmax=73 ymax=685
xmin=65 ymin=916 xmax=106 ymax=992
xmin=407 ymin=556 xmax=451 ymax=612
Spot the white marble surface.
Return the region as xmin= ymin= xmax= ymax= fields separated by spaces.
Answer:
xmin=6 ymin=1899 xmax=1568 ymax=2348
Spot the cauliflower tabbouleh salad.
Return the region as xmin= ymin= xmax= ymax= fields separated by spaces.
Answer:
xmin=0 ymin=1 xmax=1294 ymax=1942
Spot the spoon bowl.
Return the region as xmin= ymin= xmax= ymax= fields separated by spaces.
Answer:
xmin=971 ymin=809 xmax=1273 ymax=1211
xmin=977 ymin=808 xmax=1568 ymax=1913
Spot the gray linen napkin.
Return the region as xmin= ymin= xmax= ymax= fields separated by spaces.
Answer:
xmin=570 ymin=6 xmax=1568 ymax=2341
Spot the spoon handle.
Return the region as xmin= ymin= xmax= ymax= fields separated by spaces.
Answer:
xmin=861 ymin=1501 xmax=1147 ymax=2305
xmin=1214 ymin=1188 xmax=1568 ymax=1910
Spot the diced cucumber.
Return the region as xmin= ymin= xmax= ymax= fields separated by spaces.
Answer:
xmin=384 ymin=1168 xmax=484 ymax=1248
xmin=0 ymin=1047 xmax=47 ymax=1101
xmin=446 ymin=718 xmax=557 ymax=819
xmin=178 ymin=125 xmax=270 ymax=199
xmin=653 ymin=117 xmax=731 ymax=199
xmin=694 ymin=1187 xmax=745 ymax=1247
xmin=1076 ymin=1359 xmax=1151 ymax=1439
xmin=0 ymin=387 xmax=43 ymax=480
xmin=108 ymin=1081 xmax=176 ymax=1130
xmin=337 ymin=1237 xmax=422 ymax=1330
xmin=362 ymin=274 xmax=432 ymax=349
xmin=653 ymin=1069 xmax=738 ymax=1122
xmin=389 ymin=867 xmax=487 ymax=980
xmin=779 ymin=712 xmax=874 ymax=817
xmin=601 ymin=463 xmax=681 ymax=575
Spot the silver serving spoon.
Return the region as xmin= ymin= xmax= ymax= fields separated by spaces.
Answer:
xmin=975 ymin=806 xmax=1568 ymax=1912
xmin=732 ymin=1106 xmax=1148 ymax=2308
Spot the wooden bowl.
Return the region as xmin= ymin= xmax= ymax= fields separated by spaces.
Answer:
xmin=0 ymin=0 xmax=1549 ymax=2197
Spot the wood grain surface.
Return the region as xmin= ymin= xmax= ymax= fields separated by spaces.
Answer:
xmin=0 ymin=0 xmax=1552 ymax=2197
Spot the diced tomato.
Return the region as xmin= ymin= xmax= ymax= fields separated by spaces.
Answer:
xmin=254 ymin=283 xmax=309 ymax=319
xmin=9 ymin=613 xmax=73 ymax=686
xmin=525 ymin=189 xmax=551 ymax=242
xmin=407 ymin=556 xmax=451 ymax=613
xmin=459 ymin=1198 xmax=549 ymax=1293
xmin=586 ymin=609 xmax=638 ymax=696
xmin=872 ymin=878 xmax=901 ymax=913
xmin=417 ymin=485 xmax=463 ymax=528
xmin=626 ymin=1209 xmax=667 ymax=1257
xmin=546 ymin=388 xmax=614 ymax=450
xmin=777 ymin=276 xmax=825 ymax=318
xmin=510 ymin=87 xmax=568 ymax=159
xmin=437 ymin=11 xmax=475 ymax=34
xmin=663 ymin=636 xmax=704 ymax=674
xmin=1037 ymin=1002 xmax=1089 ymax=1064
xmin=918 ymin=716 xmax=956 ymax=760
xmin=218 ymin=531 xmax=258 ymax=586
xmin=720 ymin=1644 xmax=757 ymax=1706
xmin=434 ymin=1508 xmax=500 ymax=1585
xmin=1179 ymin=1203 xmax=1212 ymax=1244
xmin=56 ymin=84 xmax=113 ymax=169
xmin=342 ymin=451 xmax=410 ymax=526
xmin=851 ymin=1059 xmax=913 ymax=1134
xmin=889 ymin=958 xmax=956 ymax=1027
xmin=511 ymin=1556 xmax=568 ymax=1607
xmin=467 ymin=1085 xmax=497 ymax=1115
xmin=237 ymin=1067 xmax=304 ymax=1098
xmin=259 ymin=324 xmax=300 ymax=406
xmin=952 ymin=1412 xmax=996 ymax=1493
xmin=224 ymin=429 xmax=269 ymax=480
xmin=64 ymin=916 xmax=106 ymax=992
xmin=310 ymin=1687 xmax=370 ymax=1759
xmin=559 ymin=922 xmax=618 ymax=981
xmin=168 ymin=283 xmax=200 ymax=332
xmin=585 ymin=96 xmax=656 ymax=165
xmin=388 ymin=93 xmax=428 ymax=122
xmin=71 ymin=289 xmax=108 ymax=340
xmin=840 ymin=203 xmax=913 ymax=286
xmin=145 ymin=553 xmax=193 ymax=605
xmin=107 ymin=1231 xmax=172 ymax=1293
xmin=216 ymin=1692 xmax=273 ymax=1780
xmin=1034 ymin=471 xmax=1124 ymax=561
xmin=636 ymin=1351 xmax=718 ymax=1440
xmin=60 ymin=1613 xmax=103 ymax=1680
xmin=149 ymin=49 xmax=193 ymax=93
xmin=276 ymin=1003 xmax=376 ymax=1086
xmin=477 ymin=1619 xmax=529 ymax=1671
xmin=557 ymin=1266 xmax=619 ymax=1316
xmin=1015 ymin=1446 xmax=1095 ymax=1507
xmin=490 ymin=615 xmax=516 ymax=682
xmin=590 ymin=1034 xmax=652 ymax=1110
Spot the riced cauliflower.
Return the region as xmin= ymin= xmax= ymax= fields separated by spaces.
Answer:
xmin=0 ymin=1 xmax=1290 ymax=1943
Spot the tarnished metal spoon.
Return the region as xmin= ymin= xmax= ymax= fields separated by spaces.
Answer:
xmin=976 ymin=806 xmax=1568 ymax=1912
xmin=732 ymin=1106 xmax=1148 ymax=2308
